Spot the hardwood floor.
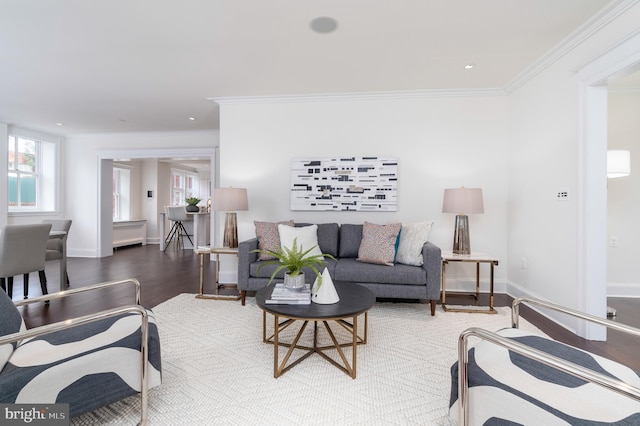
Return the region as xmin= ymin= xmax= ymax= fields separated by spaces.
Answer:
xmin=14 ymin=244 xmax=640 ymax=371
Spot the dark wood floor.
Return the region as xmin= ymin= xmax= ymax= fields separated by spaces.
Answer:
xmin=14 ymin=244 xmax=640 ymax=371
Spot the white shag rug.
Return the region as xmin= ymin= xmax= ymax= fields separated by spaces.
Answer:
xmin=72 ymin=294 xmax=545 ymax=425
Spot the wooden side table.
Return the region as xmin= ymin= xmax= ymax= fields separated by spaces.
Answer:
xmin=441 ymin=251 xmax=499 ymax=314
xmin=195 ymin=247 xmax=241 ymax=301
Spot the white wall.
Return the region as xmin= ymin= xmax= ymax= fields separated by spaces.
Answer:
xmin=64 ymin=130 xmax=218 ymax=257
xmin=142 ymin=159 xmax=160 ymax=243
xmin=607 ymin=90 xmax=640 ymax=295
xmin=507 ymin=3 xmax=640 ymax=333
xmin=218 ymin=94 xmax=509 ymax=287
xmin=215 ymin=2 xmax=640 ymax=335
xmin=507 ymin=65 xmax=584 ymax=310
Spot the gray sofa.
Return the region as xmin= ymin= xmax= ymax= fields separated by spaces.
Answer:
xmin=237 ymin=223 xmax=442 ymax=315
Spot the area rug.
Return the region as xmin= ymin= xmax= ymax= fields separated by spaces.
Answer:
xmin=72 ymin=294 xmax=545 ymax=425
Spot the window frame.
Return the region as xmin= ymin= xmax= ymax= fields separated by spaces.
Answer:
xmin=112 ymin=165 xmax=132 ymax=221
xmin=170 ymin=169 xmax=199 ymax=206
xmin=7 ymin=127 xmax=61 ymax=216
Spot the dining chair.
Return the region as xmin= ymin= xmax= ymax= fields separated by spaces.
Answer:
xmin=163 ymin=206 xmax=193 ymax=251
xmin=41 ymin=219 xmax=72 ymax=287
xmin=0 ymin=224 xmax=52 ymax=299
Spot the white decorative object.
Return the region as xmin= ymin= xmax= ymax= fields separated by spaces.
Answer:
xmin=311 ymin=268 xmax=339 ymax=304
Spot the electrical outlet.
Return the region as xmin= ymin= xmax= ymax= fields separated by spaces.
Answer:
xmin=520 ymin=257 xmax=527 ymax=269
xmin=556 ymin=190 xmax=569 ymax=201
xmin=609 ymin=236 xmax=619 ymax=247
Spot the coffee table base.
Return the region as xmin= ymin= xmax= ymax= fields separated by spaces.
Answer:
xmin=262 ymin=311 xmax=368 ymax=379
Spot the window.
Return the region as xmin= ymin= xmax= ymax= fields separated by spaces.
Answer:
xmin=7 ymin=131 xmax=58 ymax=212
xmin=113 ymin=166 xmax=131 ymax=221
xmin=171 ymin=170 xmax=198 ymax=205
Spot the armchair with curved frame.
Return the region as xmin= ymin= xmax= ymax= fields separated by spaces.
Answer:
xmin=450 ymin=297 xmax=640 ymax=425
xmin=0 ymin=278 xmax=162 ymax=424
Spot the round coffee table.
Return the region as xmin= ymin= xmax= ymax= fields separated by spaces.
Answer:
xmin=256 ymin=281 xmax=376 ymax=378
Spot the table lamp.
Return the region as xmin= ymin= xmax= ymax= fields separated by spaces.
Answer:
xmin=213 ymin=187 xmax=248 ymax=248
xmin=442 ymin=187 xmax=484 ymax=255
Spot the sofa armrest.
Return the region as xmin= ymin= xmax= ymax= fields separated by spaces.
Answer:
xmin=422 ymin=241 xmax=442 ymax=300
xmin=238 ymin=238 xmax=259 ymax=291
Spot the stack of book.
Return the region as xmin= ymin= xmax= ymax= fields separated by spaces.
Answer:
xmin=265 ymin=283 xmax=311 ymax=305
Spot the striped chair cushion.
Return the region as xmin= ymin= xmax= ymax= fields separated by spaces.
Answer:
xmin=450 ymin=328 xmax=640 ymax=425
xmin=0 ymin=310 xmax=162 ymax=418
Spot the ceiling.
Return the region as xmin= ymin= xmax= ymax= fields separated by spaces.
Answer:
xmin=0 ymin=0 xmax=621 ymax=136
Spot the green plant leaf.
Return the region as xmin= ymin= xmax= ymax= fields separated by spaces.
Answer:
xmin=252 ymin=237 xmax=336 ymax=286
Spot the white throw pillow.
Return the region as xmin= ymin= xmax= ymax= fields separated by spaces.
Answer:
xmin=278 ymin=224 xmax=323 ymax=259
xmin=395 ymin=221 xmax=434 ymax=266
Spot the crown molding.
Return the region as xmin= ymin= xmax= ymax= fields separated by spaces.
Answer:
xmin=210 ymin=88 xmax=505 ymax=105
xmin=609 ymin=86 xmax=640 ymax=94
xmin=504 ymin=0 xmax=640 ymax=93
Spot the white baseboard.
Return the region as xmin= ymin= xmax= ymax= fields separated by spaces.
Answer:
xmin=504 ymin=280 xmax=607 ymax=341
xmin=66 ymin=248 xmax=98 ymax=258
xmin=607 ymin=282 xmax=640 ymax=298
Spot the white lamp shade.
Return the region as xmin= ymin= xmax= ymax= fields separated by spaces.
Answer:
xmin=212 ymin=187 xmax=248 ymax=212
xmin=442 ymin=187 xmax=484 ymax=214
xmin=607 ymin=150 xmax=631 ymax=178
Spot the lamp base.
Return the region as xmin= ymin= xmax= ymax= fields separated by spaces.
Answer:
xmin=452 ymin=214 xmax=470 ymax=255
xmin=223 ymin=212 xmax=238 ymax=248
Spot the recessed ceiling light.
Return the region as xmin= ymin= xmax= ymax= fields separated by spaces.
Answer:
xmin=189 ymin=117 xmax=196 ymax=121
xmin=56 ymin=122 xmax=63 ymax=126
xmin=310 ymin=16 xmax=338 ymax=34
xmin=464 ymin=64 xmax=475 ymax=70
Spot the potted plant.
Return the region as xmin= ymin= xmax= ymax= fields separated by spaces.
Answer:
xmin=253 ymin=238 xmax=335 ymax=289
xmin=185 ymin=197 xmax=201 ymax=212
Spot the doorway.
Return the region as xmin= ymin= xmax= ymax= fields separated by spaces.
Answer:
xmin=579 ymin=33 xmax=640 ymax=339
xmin=97 ymin=148 xmax=217 ymax=257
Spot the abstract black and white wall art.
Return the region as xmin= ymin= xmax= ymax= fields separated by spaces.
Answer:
xmin=290 ymin=156 xmax=398 ymax=211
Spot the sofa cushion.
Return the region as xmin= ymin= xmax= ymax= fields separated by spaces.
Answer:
xmin=357 ymin=222 xmax=401 ymax=266
xmin=278 ymin=224 xmax=323 ymax=258
xmin=335 ymin=258 xmax=427 ymax=285
xmin=339 ymin=224 xmax=363 ymax=258
xmin=396 ymin=221 xmax=434 ymax=266
xmin=0 ymin=290 xmax=25 ymax=371
xmin=297 ymin=223 xmax=340 ymax=258
xmin=254 ymin=220 xmax=294 ymax=260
